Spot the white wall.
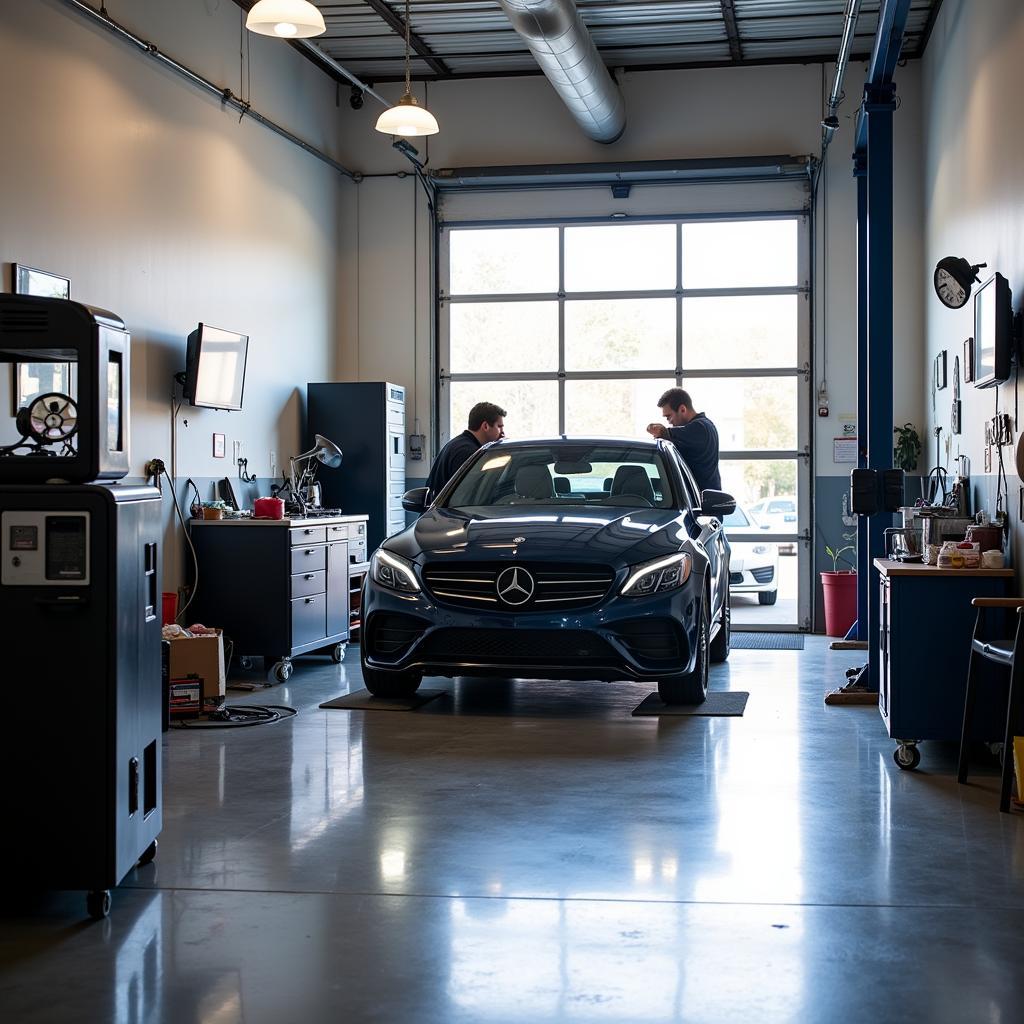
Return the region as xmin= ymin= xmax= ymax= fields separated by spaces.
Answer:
xmin=334 ymin=60 xmax=925 ymax=481
xmin=0 ymin=0 xmax=345 ymax=487
xmin=923 ymin=0 xmax=1024 ymax=552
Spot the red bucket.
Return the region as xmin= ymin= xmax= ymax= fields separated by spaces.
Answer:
xmin=161 ymin=591 xmax=178 ymax=626
xmin=821 ymin=571 xmax=857 ymax=637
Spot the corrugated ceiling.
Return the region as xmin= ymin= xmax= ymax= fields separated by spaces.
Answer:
xmin=273 ymin=0 xmax=942 ymax=82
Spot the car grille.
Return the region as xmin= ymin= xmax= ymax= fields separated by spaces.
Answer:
xmin=611 ymin=619 xmax=685 ymax=666
xmin=729 ymin=571 xmax=743 ymax=585
xmin=751 ymin=566 xmax=775 ymax=584
xmin=419 ymin=628 xmax=615 ymax=664
xmin=366 ymin=612 xmax=430 ymax=660
xmin=422 ymin=562 xmax=615 ymax=611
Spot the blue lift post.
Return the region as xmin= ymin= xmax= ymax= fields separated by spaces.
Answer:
xmin=833 ymin=0 xmax=909 ymax=697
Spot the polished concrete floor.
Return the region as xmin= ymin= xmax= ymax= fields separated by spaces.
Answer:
xmin=2 ymin=640 xmax=1023 ymax=1023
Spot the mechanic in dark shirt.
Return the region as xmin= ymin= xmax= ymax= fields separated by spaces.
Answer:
xmin=646 ymin=387 xmax=722 ymax=496
xmin=425 ymin=401 xmax=506 ymax=503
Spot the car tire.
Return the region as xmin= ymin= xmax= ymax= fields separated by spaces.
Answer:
xmin=361 ymin=660 xmax=422 ymax=698
xmin=658 ymin=597 xmax=709 ymax=705
xmin=709 ymin=586 xmax=730 ymax=663
xmin=758 ymin=589 xmax=778 ymax=606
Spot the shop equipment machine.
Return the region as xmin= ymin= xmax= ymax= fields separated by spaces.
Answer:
xmin=0 ymin=293 xmax=162 ymax=919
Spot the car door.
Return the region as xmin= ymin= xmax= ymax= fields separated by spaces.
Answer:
xmin=664 ymin=446 xmax=728 ymax=622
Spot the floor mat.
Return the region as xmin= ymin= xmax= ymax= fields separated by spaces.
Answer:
xmin=632 ymin=691 xmax=749 ymax=716
xmin=319 ymin=688 xmax=446 ymax=711
xmin=731 ymin=632 xmax=805 ymax=650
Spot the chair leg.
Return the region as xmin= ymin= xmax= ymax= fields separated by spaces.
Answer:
xmin=958 ymin=612 xmax=984 ymax=785
xmin=999 ymin=661 xmax=1023 ymax=813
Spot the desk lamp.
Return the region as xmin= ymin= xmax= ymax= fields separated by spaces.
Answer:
xmin=290 ymin=434 xmax=343 ymax=509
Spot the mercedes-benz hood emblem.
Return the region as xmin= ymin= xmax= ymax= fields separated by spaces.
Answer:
xmin=496 ymin=566 xmax=535 ymax=606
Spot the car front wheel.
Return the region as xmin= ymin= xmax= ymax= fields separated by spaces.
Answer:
xmin=361 ymin=659 xmax=422 ymax=698
xmin=658 ymin=597 xmax=709 ymax=705
xmin=758 ymin=589 xmax=778 ymax=606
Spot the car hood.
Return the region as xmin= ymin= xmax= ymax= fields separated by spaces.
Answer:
xmin=386 ymin=505 xmax=694 ymax=568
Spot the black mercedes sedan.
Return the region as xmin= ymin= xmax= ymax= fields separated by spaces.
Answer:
xmin=360 ymin=438 xmax=734 ymax=704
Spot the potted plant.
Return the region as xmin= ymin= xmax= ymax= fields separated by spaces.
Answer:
xmin=821 ymin=528 xmax=857 ymax=637
xmin=201 ymin=499 xmax=229 ymax=521
xmin=893 ymin=422 xmax=922 ymax=472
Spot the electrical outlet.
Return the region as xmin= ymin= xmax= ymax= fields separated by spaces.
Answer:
xmin=270 ymin=451 xmax=276 ymax=478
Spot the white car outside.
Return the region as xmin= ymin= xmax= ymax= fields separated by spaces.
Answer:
xmin=747 ymin=495 xmax=798 ymax=554
xmin=723 ymin=505 xmax=779 ymax=606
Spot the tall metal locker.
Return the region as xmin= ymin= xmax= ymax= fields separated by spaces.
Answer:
xmin=307 ymin=382 xmax=406 ymax=552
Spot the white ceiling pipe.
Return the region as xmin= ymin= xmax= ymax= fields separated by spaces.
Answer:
xmin=497 ymin=0 xmax=625 ymax=144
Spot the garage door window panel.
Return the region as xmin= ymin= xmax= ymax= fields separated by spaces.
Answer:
xmin=449 ymin=227 xmax=559 ymax=295
xmin=449 ymin=380 xmax=559 ymax=440
xmin=683 ymin=295 xmax=799 ymax=369
xmin=691 ymin=377 xmax=798 ymax=452
xmin=682 ymin=220 xmax=798 ymax=288
xmin=564 ymin=224 xmax=676 ymax=292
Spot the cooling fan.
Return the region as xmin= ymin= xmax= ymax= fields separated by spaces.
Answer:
xmin=1 ymin=392 xmax=79 ymax=457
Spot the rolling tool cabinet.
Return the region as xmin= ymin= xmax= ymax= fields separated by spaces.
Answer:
xmin=189 ymin=514 xmax=368 ymax=683
xmin=875 ymin=558 xmax=1014 ymax=769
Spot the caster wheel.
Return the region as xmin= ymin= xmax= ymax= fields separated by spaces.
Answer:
xmin=137 ymin=839 xmax=158 ymax=867
xmin=87 ymin=889 xmax=111 ymax=920
xmin=268 ymin=660 xmax=293 ymax=684
xmin=331 ymin=644 xmax=346 ymax=664
xmin=893 ymin=744 xmax=921 ymax=770
xmin=239 ymin=656 xmax=255 ymax=671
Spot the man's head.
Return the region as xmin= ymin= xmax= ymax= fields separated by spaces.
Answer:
xmin=468 ymin=401 xmax=506 ymax=443
xmin=657 ymin=387 xmax=695 ymax=427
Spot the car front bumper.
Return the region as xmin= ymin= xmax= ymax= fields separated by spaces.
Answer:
xmin=362 ymin=578 xmax=702 ymax=683
xmin=728 ymin=563 xmax=777 ymax=594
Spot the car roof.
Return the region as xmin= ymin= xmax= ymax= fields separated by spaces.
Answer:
xmin=485 ymin=436 xmax=662 ymax=450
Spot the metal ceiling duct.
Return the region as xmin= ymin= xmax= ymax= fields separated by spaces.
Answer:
xmin=496 ymin=0 xmax=625 ymax=143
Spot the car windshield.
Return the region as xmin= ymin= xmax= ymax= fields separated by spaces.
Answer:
xmin=444 ymin=443 xmax=676 ymax=510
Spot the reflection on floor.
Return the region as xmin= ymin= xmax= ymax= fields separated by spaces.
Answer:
xmin=2 ymin=640 xmax=1024 ymax=1023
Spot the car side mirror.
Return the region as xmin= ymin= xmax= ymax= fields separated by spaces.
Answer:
xmin=699 ymin=489 xmax=736 ymax=517
xmin=402 ymin=486 xmax=429 ymax=514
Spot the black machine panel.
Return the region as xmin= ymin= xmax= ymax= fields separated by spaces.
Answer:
xmin=0 ymin=293 xmax=130 ymax=483
xmin=307 ymin=382 xmax=406 ymax=553
xmin=0 ymin=484 xmax=163 ymax=897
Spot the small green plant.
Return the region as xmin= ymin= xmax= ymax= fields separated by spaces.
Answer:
xmin=893 ymin=422 xmax=922 ymax=472
xmin=825 ymin=531 xmax=857 ymax=572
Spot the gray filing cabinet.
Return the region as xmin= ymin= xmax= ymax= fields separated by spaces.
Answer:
xmin=307 ymin=382 xmax=406 ymax=553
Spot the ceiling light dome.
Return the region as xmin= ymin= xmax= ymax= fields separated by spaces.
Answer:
xmin=373 ymin=0 xmax=440 ymax=137
xmin=246 ymin=0 xmax=326 ymax=39
xmin=375 ymin=93 xmax=439 ymax=137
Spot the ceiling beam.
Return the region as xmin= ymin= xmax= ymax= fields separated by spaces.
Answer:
xmin=362 ymin=0 xmax=451 ymax=78
xmin=915 ymin=0 xmax=944 ymax=58
xmin=719 ymin=0 xmax=743 ymax=62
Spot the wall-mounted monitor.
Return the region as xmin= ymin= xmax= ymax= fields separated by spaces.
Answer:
xmin=973 ymin=272 xmax=1012 ymax=389
xmin=183 ymin=324 xmax=249 ymax=411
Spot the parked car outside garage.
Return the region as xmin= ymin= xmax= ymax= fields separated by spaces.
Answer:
xmin=723 ymin=504 xmax=779 ymax=606
xmin=747 ymin=495 xmax=797 ymax=554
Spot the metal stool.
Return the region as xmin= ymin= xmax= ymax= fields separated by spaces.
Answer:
xmin=958 ymin=597 xmax=1024 ymax=812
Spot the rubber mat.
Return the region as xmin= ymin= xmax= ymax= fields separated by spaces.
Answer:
xmin=319 ymin=688 xmax=446 ymax=711
xmin=632 ymin=690 xmax=749 ymax=716
xmin=731 ymin=632 xmax=805 ymax=650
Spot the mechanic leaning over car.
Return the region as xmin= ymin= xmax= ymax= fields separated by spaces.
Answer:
xmin=646 ymin=387 xmax=721 ymax=495
xmin=425 ymin=401 xmax=507 ymax=503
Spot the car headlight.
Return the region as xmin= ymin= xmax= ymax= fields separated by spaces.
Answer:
xmin=621 ymin=551 xmax=692 ymax=597
xmin=753 ymin=544 xmax=768 ymax=554
xmin=371 ymin=548 xmax=420 ymax=593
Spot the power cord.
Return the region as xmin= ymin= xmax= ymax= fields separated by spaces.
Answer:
xmin=173 ymin=705 xmax=297 ymax=729
xmin=237 ymin=457 xmax=256 ymax=483
xmin=145 ymin=457 xmax=200 ymax=622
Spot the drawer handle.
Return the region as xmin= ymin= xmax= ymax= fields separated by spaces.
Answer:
xmin=304 ymin=528 xmax=312 ymax=535
xmin=305 ymin=598 xmax=313 ymax=604
xmin=305 ymin=549 xmax=313 ymax=555
xmin=305 ymin=574 xmax=314 ymax=580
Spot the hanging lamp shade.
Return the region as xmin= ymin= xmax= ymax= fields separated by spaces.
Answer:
xmin=246 ymin=0 xmax=326 ymax=38
xmin=374 ymin=92 xmax=440 ymax=137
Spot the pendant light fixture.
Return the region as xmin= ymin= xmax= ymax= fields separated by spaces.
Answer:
xmin=246 ymin=0 xmax=326 ymax=39
xmin=375 ymin=0 xmax=439 ymax=137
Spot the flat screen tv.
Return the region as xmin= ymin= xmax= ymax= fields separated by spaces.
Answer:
xmin=973 ymin=272 xmax=1012 ymax=389
xmin=183 ymin=324 xmax=249 ymax=410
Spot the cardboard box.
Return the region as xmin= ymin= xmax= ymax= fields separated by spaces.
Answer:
xmin=167 ymin=630 xmax=225 ymax=710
